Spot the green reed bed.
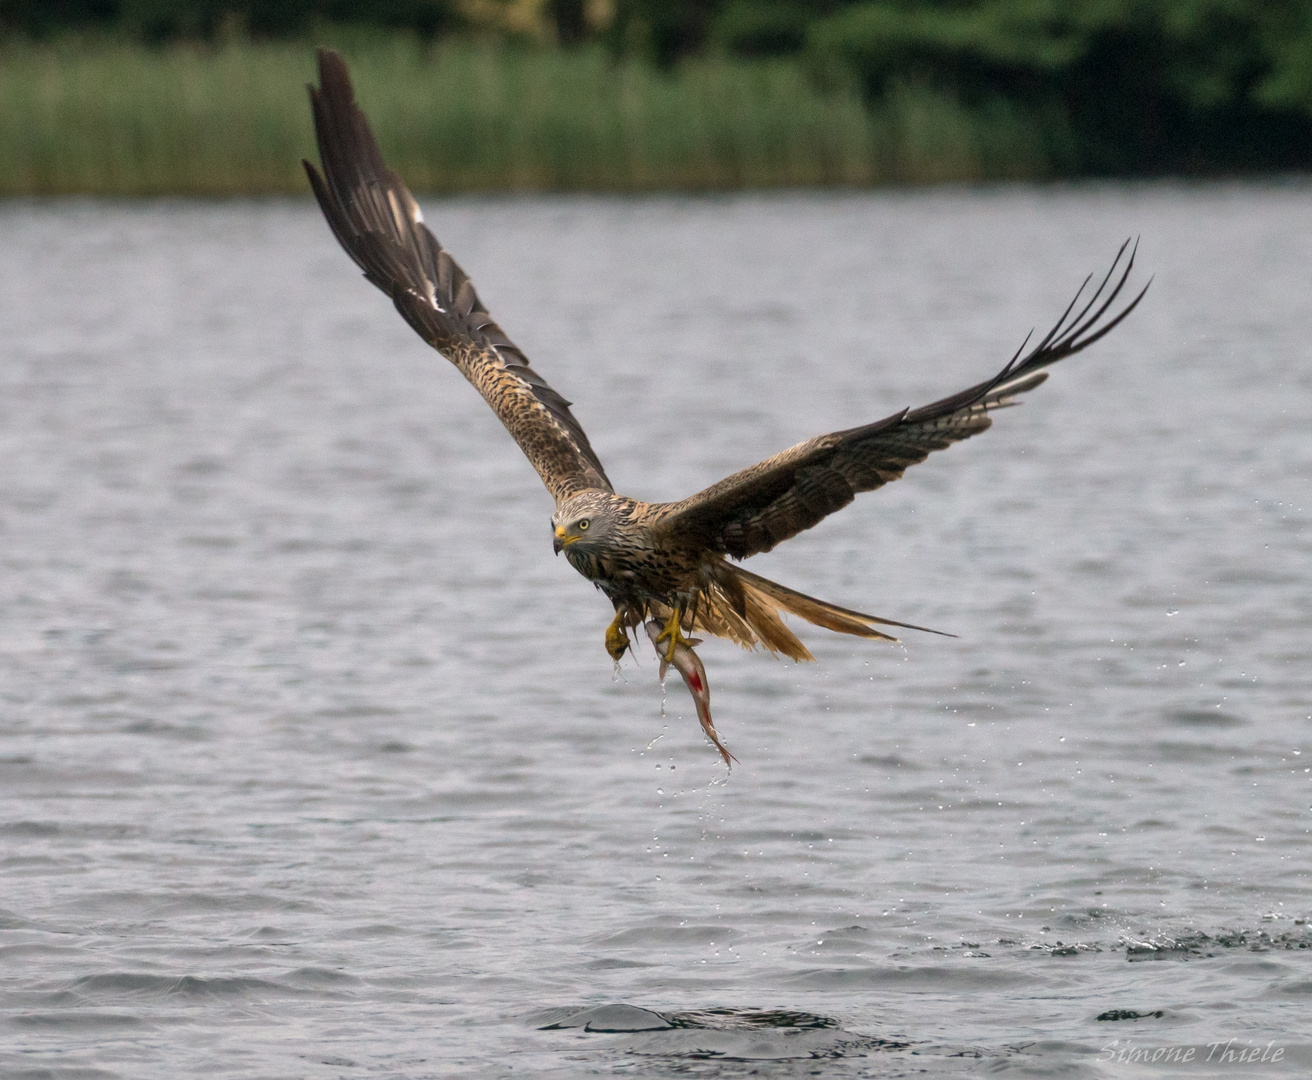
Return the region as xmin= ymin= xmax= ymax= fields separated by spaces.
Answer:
xmin=0 ymin=35 xmax=1062 ymax=196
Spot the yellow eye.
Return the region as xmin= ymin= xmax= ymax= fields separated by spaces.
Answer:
xmin=577 ymin=519 xmax=590 ymax=531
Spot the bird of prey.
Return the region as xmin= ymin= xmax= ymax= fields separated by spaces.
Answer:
xmin=304 ymin=49 xmax=1146 ymax=762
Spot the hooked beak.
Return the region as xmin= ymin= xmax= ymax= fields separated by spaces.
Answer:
xmin=553 ymin=525 xmax=569 ymax=555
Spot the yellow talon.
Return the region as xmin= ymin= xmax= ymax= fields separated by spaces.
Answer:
xmin=605 ymin=613 xmax=630 ymax=660
xmin=654 ymin=606 xmax=690 ymax=662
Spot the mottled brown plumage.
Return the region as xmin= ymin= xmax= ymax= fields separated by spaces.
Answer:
xmin=305 ymin=50 xmax=1147 ymax=740
xmin=304 ymin=52 xmax=609 ymax=502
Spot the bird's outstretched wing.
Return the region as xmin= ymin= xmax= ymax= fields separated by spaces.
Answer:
xmin=303 ymin=49 xmax=611 ymax=501
xmin=655 ymin=242 xmax=1147 ymax=558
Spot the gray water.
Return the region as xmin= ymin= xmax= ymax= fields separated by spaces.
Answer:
xmin=0 ymin=187 xmax=1308 ymax=1078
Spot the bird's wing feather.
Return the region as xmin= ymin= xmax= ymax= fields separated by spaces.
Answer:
xmin=304 ymin=49 xmax=611 ymax=502
xmin=655 ymin=242 xmax=1147 ymax=558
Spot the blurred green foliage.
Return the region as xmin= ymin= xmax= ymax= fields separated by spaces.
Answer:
xmin=3 ymin=0 xmax=1312 ymax=176
xmin=801 ymin=1 xmax=1312 ymax=171
xmin=0 ymin=37 xmax=895 ymax=195
xmin=612 ymin=0 xmax=1312 ymax=172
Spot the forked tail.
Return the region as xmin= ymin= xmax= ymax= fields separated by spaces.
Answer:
xmin=653 ymin=561 xmax=952 ymax=663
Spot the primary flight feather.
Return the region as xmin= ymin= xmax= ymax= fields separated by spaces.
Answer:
xmin=304 ymin=49 xmax=1146 ymax=763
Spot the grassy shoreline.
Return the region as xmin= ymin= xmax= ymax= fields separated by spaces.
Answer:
xmin=0 ymin=35 xmax=1064 ymax=196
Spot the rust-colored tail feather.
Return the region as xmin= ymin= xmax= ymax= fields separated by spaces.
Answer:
xmin=649 ymin=561 xmax=952 ymax=663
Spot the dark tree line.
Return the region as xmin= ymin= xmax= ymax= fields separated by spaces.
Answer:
xmin=611 ymin=0 xmax=1312 ymax=173
xmin=5 ymin=0 xmax=1312 ymax=174
xmin=0 ymin=0 xmax=462 ymax=38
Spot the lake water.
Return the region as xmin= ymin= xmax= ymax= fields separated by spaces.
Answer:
xmin=0 ymin=187 xmax=1308 ymax=1078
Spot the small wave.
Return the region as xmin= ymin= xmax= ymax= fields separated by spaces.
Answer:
xmin=1122 ymin=926 xmax=1312 ymax=960
xmin=1164 ymin=707 xmax=1248 ymax=729
xmin=282 ymin=967 xmax=362 ymax=987
xmin=65 ymin=890 xmax=321 ymax=916
xmin=788 ymin=964 xmax=1029 ymax=990
xmin=537 ymin=1003 xmax=910 ymax=1062
xmin=594 ymin=923 xmax=738 ymax=948
xmin=537 ymin=1004 xmax=671 ymax=1032
xmin=12 ymin=1011 xmax=143 ymax=1029
xmin=1263 ymin=978 xmax=1312 ymax=997
xmin=0 ymin=822 xmax=141 ymax=840
xmin=71 ymin=973 xmax=292 ymax=1000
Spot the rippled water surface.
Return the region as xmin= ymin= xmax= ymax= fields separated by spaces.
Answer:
xmin=1 ymin=188 xmax=1309 ymax=1078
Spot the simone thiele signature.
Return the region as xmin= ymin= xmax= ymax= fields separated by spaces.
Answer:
xmin=1100 ymin=1038 xmax=1286 ymax=1066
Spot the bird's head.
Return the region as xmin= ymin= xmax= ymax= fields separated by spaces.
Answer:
xmin=552 ymin=492 xmax=623 ymax=556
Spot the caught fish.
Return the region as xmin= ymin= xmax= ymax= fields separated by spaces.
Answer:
xmin=644 ymin=619 xmax=738 ymax=767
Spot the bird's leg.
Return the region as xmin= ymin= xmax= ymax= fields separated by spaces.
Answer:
xmin=654 ymin=603 xmax=693 ymax=663
xmin=605 ymin=609 xmax=631 ymax=661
